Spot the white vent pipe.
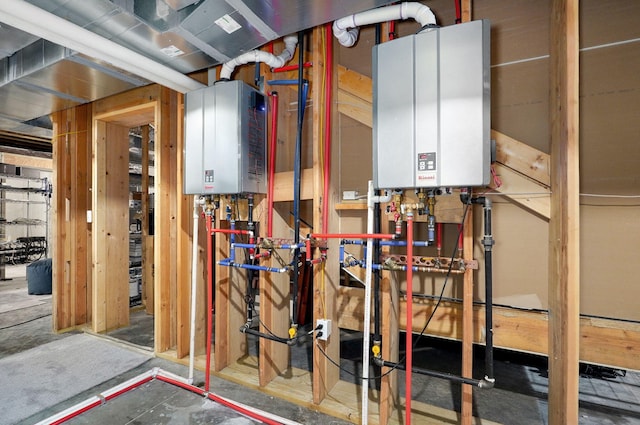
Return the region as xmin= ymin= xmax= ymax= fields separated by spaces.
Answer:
xmin=219 ymin=35 xmax=298 ymax=80
xmin=0 ymin=0 xmax=205 ymax=93
xmin=333 ymin=2 xmax=436 ymax=47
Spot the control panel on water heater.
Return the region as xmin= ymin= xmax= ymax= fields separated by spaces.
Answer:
xmin=372 ymin=19 xmax=491 ymax=189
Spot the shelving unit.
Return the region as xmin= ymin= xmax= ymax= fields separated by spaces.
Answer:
xmin=0 ymin=167 xmax=51 ymax=279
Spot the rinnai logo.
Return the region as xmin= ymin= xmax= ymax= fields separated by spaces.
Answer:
xmin=204 ymin=185 xmax=214 ymax=190
xmin=418 ymin=175 xmax=436 ymax=180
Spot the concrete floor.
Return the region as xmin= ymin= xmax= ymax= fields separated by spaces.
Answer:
xmin=1 ymin=264 xmax=640 ymax=425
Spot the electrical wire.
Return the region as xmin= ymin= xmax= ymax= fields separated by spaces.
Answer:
xmin=314 ymin=200 xmax=472 ymax=381
xmin=315 ymin=340 xmax=399 ymax=381
xmin=410 ymin=201 xmax=471 ymax=351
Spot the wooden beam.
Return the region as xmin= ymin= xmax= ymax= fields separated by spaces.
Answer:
xmin=272 ymin=169 xmax=315 ymax=201
xmin=259 ymin=202 xmax=291 ymax=385
xmin=337 ymin=89 xmax=373 ymax=128
xmin=336 ymin=287 xmax=640 ymax=371
xmin=461 ymin=207 xmax=473 ymax=425
xmin=92 ymin=121 xmax=129 ymax=333
xmin=491 ymin=163 xmax=550 ymax=220
xmin=176 ymin=93 xmax=192 ymax=359
xmin=338 ymin=65 xmax=373 ymax=103
xmin=492 ymin=130 xmax=550 ymax=187
xmin=51 ymin=105 xmax=93 ymax=331
xmin=460 ymin=3 xmax=473 ymax=422
xmin=154 ymin=88 xmax=178 ymax=352
xmin=548 ymin=0 xmax=580 ymax=424
xmin=0 ymin=152 xmax=52 ymax=170
xmin=213 ymin=211 xmax=247 ymax=371
xmin=140 ymin=125 xmax=154 ymax=315
xmin=311 ymin=24 xmax=340 ymax=405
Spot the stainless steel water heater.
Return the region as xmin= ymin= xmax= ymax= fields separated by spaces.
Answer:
xmin=183 ymin=80 xmax=267 ymax=195
xmin=372 ymin=19 xmax=491 ymax=189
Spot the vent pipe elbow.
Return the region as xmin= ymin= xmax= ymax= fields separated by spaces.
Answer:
xmin=332 ymin=20 xmax=360 ymax=48
xmin=333 ymin=2 xmax=436 ymax=47
xmin=219 ymin=35 xmax=298 ymax=81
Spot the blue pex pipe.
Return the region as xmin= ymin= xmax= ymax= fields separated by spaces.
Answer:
xmin=380 ymin=240 xmax=431 ymax=247
xmin=233 ymin=243 xmax=258 ymax=249
xmin=267 ymin=79 xmax=298 ymax=85
xmin=342 ymin=240 xmax=366 ymax=245
xmin=341 ymin=240 xmax=431 ymax=247
xmin=219 ymin=260 xmax=288 ymax=273
xmin=279 ymin=242 xmax=305 ymax=249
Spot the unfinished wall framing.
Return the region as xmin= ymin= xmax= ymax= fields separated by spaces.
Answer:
xmin=49 ymin=1 xmax=640 ymax=424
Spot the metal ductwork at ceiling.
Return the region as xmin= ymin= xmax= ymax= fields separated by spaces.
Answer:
xmin=0 ymin=0 xmax=394 ymax=150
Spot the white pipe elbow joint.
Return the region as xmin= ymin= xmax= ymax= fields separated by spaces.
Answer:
xmin=333 ymin=20 xmax=359 ymax=47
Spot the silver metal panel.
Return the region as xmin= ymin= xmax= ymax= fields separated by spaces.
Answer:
xmin=181 ymin=1 xmax=267 ymax=57
xmin=83 ymin=9 xmax=139 ymax=41
xmin=240 ymin=0 xmax=396 ymax=36
xmin=184 ymin=80 xmax=266 ymax=195
xmin=0 ymin=81 xmax=82 ymax=121
xmin=438 ymin=20 xmax=491 ymax=187
xmin=0 ymin=38 xmax=145 ymax=122
xmin=0 ymin=25 xmax=40 ymax=59
xmin=21 ymin=58 xmax=143 ymax=102
xmin=0 ymin=115 xmax=52 ymax=139
xmin=3 ymin=0 xmax=399 ymax=143
xmin=164 ymin=0 xmax=201 ymax=11
xmin=27 ymin=0 xmax=119 ymax=28
xmin=373 ymin=35 xmax=416 ymax=189
xmin=373 ymin=20 xmax=491 ymax=190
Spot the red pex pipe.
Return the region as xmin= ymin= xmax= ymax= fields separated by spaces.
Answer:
xmin=49 ymin=374 xmax=155 ymax=424
xmin=104 ymin=375 xmax=154 ymax=401
xmin=267 ymin=92 xmax=279 ymax=237
xmin=205 ymin=214 xmax=214 ymax=392
xmin=321 ymin=23 xmax=333 ymax=234
xmin=305 ymin=239 xmax=312 ymax=261
xmin=436 ymin=222 xmax=443 ymax=253
xmin=50 ymin=400 xmax=103 ymax=425
xmin=311 ymin=233 xmax=395 ymax=240
xmin=272 ymin=61 xmax=312 ymax=73
xmin=405 ymin=214 xmax=414 ymax=425
xmin=155 ymin=375 xmax=283 ymax=425
xmin=455 ymin=0 xmax=462 ymax=23
xmin=211 ymin=228 xmax=251 ymax=235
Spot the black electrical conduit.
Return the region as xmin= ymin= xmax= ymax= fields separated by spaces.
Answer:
xmin=240 ymin=325 xmax=296 ymax=345
xmin=291 ymin=30 xmax=305 ymax=333
xmin=373 ymin=194 xmax=495 ymax=389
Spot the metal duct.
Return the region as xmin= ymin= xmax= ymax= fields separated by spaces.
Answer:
xmin=0 ymin=0 xmax=395 ymax=144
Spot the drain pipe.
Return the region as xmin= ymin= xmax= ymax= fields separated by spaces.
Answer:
xmin=219 ymin=35 xmax=298 ymax=81
xmin=188 ymin=196 xmax=204 ymax=384
xmin=471 ymin=196 xmax=495 ymax=386
xmin=361 ymin=180 xmax=392 ymax=425
xmin=333 ymin=2 xmax=436 ymax=47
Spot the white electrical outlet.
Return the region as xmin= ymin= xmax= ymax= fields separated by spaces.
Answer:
xmin=316 ymin=319 xmax=332 ymax=341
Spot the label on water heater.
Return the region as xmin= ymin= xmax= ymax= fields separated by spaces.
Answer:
xmin=416 ymin=152 xmax=437 ymax=184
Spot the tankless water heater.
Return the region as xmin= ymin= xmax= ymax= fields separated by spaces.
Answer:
xmin=183 ymin=80 xmax=267 ymax=195
xmin=372 ymin=19 xmax=490 ymax=190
